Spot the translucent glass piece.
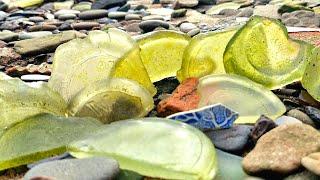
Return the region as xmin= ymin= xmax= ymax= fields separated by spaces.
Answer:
xmin=224 ymin=16 xmax=314 ymax=89
xmin=197 ymin=74 xmax=286 ymax=124
xmin=68 ymin=78 xmax=154 ymax=124
xmin=0 ymin=114 xmax=102 ymax=171
xmin=177 ymin=29 xmax=236 ymax=82
xmin=68 ymin=118 xmax=217 ymax=180
xmin=137 ymin=30 xmax=190 ymax=82
xmin=49 ymin=29 xmax=155 ymax=103
xmin=0 ymin=78 xmax=67 ymax=132
xmin=302 ymin=48 xmax=320 ymax=101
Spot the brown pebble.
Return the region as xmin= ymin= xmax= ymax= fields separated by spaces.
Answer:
xmin=28 ymin=25 xmax=57 ymax=32
xmin=71 ymin=22 xmax=100 ymax=30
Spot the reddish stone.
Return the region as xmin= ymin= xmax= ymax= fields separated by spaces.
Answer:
xmin=157 ymin=77 xmax=200 ymax=117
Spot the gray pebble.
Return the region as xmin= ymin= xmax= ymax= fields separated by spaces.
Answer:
xmin=125 ymin=14 xmax=142 ymax=21
xmin=287 ymin=109 xmax=315 ymax=127
xmin=79 ymin=9 xmax=108 ymax=20
xmin=139 ymin=20 xmax=170 ymax=32
xmin=108 ymin=11 xmax=127 ymax=19
xmin=58 ymin=14 xmax=77 ymax=21
xmin=180 ymin=22 xmax=197 ymax=33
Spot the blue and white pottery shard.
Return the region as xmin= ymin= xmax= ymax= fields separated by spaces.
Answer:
xmin=166 ymin=103 xmax=239 ymax=130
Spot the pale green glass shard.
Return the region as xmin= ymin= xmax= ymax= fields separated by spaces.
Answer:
xmin=224 ymin=16 xmax=314 ymax=90
xmin=137 ymin=30 xmax=190 ymax=82
xmin=302 ymin=48 xmax=320 ymax=101
xmin=0 ymin=113 xmax=102 ymax=171
xmin=68 ymin=118 xmax=217 ymax=180
xmin=49 ymin=29 xmax=155 ymax=103
xmin=11 ymin=0 xmax=43 ymax=8
xmin=0 ymin=79 xmax=67 ymax=132
xmin=68 ymin=78 xmax=154 ymax=124
xmin=206 ymin=2 xmax=241 ymax=15
xmin=197 ymin=74 xmax=286 ymax=124
xmin=177 ymin=29 xmax=237 ymax=82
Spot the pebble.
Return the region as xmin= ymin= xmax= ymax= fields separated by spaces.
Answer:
xmin=19 ymin=31 xmax=53 ymax=40
xmin=118 ymin=4 xmax=130 ymax=12
xmin=58 ymin=14 xmax=77 ymax=20
xmin=21 ymin=74 xmax=50 ymax=82
xmin=0 ymin=31 xmax=18 ymax=42
xmin=171 ymin=9 xmax=187 ymax=18
xmin=72 ymin=2 xmax=92 ymax=11
xmin=125 ymin=14 xmax=142 ymax=21
xmin=301 ymin=152 xmax=320 ymax=176
xmin=0 ymin=11 xmax=7 ymax=21
xmin=0 ymin=47 xmax=21 ymax=66
xmin=108 ymin=11 xmax=127 ymax=19
xmin=28 ymin=16 xmax=45 ymax=23
xmin=91 ymin=0 xmax=127 ymax=10
xmin=243 ymin=123 xmax=320 ymax=175
xmin=24 ymin=157 xmax=120 ymax=180
xmin=275 ymin=116 xmax=303 ymax=126
xmin=178 ymin=0 xmax=198 ymax=8
xmin=54 ymin=9 xmax=80 ymax=18
xmin=287 ymin=109 xmax=315 ymax=127
xmin=139 ymin=20 xmax=170 ymax=32
xmin=180 ymin=22 xmax=197 ymax=33
xmin=97 ymin=18 xmax=115 ymax=24
xmin=284 ymin=170 xmax=320 ymax=180
xmin=205 ymin=125 xmax=252 ymax=153
xmin=253 ymin=5 xmax=280 ymax=19
xmin=237 ymin=7 xmax=254 ymax=17
xmin=79 ymin=9 xmax=108 ymax=20
xmin=304 ymin=106 xmax=320 ymax=125
xmin=71 ymin=22 xmax=100 ymax=30
xmin=187 ymin=28 xmax=200 ymax=36
xmin=28 ymin=25 xmax=57 ymax=32
xmin=250 ymin=115 xmax=277 ymax=143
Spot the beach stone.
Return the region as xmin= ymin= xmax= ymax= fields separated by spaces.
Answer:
xmin=218 ymin=9 xmax=240 ymax=16
xmin=171 ymin=8 xmax=187 ymax=18
xmin=139 ymin=20 xmax=170 ymax=32
xmin=71 ymin=22 xmax=100 ymax=30
xmin=24 ymin=157 xmax=120 ymax=180
xmin=125 ymin=22 xmax=141 ymax=32
xmin=284 ymin=170 xmax=319 ymax=180
xmin=282 ymin=10 xmax=320 ymax=28
xmin=19 ymin=31 xmax=53 ymax=40
xmin=28 ymin=16 xmax=44 ymax=23
xmin=157 ymin=78 xmax=199 ymax=117
xmin=108 ymin=11 xmax=127 ymax=19
xmin=0 ymin=47 xmax=21 ymax=66
xmin=250 ymin=115 xmax=277 ymax=143
xmin=28 ymin=25 xmax=57 ymax=32
xmin=97 ymin=18 xmax=115 ymax=24
xmin=253 ymin=5 xmax=280 ymax=19
xmin=275 ymin=116 xmax=303 ymax=126
xmin=79 ymin=9 xmax=108 ymax=20
xmin=304 ymin=106 xmax=320 ymax=125
xmin=242 ymin=123 xmax=320 ymax=175
xmin=301 ymin=152 xmax=320 ymax=176
xmin=178 ymin=0 xmax=198 ymax=7
xmin=0 ymin=31 xmax=18 ymax=42
xmin=59 ymin=22 xmax=72 ymax=31
xmin=254 ymin=0 xmax=270 ymax=5
xmin=287 ymin=109 xmax=315 ymax=127
xmin=72 ymin=2 xmax=92 ymax=11
xmin=58 ymin=14 xmax=77 ymax=20
xmin=237 ymin=7 xmax=253 ymax=17
xmin=14 ymin=31 xmax=85 ymax=55
xmin=54 ymin=9 xmax=80 ymax=18
xmin=187 ymin=27 xmax=200 ymax=36
xmin=199 ymin=0 xmax=216 ymax=5
xmin=21 ymin=74 xmax=50 ymax=82
xmin=205 ymin=125 xmax=252 ymax=153
xmin=125 ymin=14 xmax=141 ymax=21
xmin=180 ymin=22 xmax=197 ymax=33
xmin=118 ymin=3 xmax=130 ymax=12
xmin=92 ymin=0 xmax=127 ymax=10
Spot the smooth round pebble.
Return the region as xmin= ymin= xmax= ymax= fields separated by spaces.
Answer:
xmin=28 ymin=16 xmax=45 ymax=23
xmin=275 ymin=116 xmax=303 ymax=126
xmin=287 ymin=109 xmax=315 ymax=127
xmin=79 ymin=9 xmax=108 ymax=20
xmin=139 ymin=20 xmax=170 ymax=32
xmin=19 ymin=31 xmax=53 ymax=40
xmin=21 ymin=74 xmax=50 ymax=81
xmin=142 ymin=15 xmax=164 ymax=21
xmin=180 ymin=22 xmax=197 ymax=33
xmin=125 ymin=14 xmax=141 ymax=21
xmin=58 ymin=13 xmax=77 ymax=20
xmin=71 ymin=22 xmax=100 ymax=30
xmin=108 ymin=11 xmax=127 ymax=19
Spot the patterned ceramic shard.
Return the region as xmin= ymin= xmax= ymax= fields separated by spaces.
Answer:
xmin=0 ymin=78 xmax=67 ymax=132
xmin=137 ymin=30 xmax=190 ymax=82
xmin=68 ymin=118 xmax=217 ymax=180
xmin=177 ymin=29 xmax=237 ymax=82
xmin=68 ymin=78 xmax=154 ymax=124
xmin=167 ymin=104 xmax=238 ymax=130
xmin=302 ymin=48 xmax=320 ymax=101
xmin=49 ymin=29 xmax=155 ymax=103
xmin=224 ymin=16 xmax=314 ymax=89
xmin=197 ymin=74 xmax=286 ymax=124
xmin=0 ymin=113 xmax=102 ymax=171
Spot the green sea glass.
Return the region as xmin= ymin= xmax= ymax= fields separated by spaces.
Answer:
xmin=68 ymin=78 xmax=154 ymax=124
xmin=302 ymin=48 xmax=320 ymax=101
xmin=49 ymin=29 xmax=155 ymax=103
xmin=224 ymin=16 xmax=314 ymax=89
xmin=137 ymin=31 xmax=190 ymax=82
xmin=197 ymin=74 xmax=286 ymax=124
xmin=68 ymin=118 xmax=217 ymax=180
xmin=0 ymin=114 xmax=102 ymax=171
xmin=177 ymin=29 xmax=236 ymax=82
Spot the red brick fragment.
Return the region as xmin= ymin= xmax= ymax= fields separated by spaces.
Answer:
xmin=157 ymin=77 xmax=200 ymax=117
